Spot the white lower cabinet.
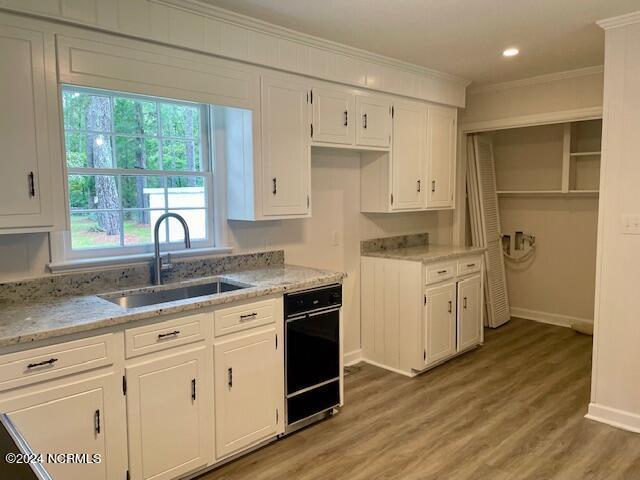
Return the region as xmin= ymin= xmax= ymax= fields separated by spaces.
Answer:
xmin=125 ymin=346 xmax=210 ymax=480
xmin=214 ymin=327 xmax=282 ymax=459
xmin=0 ymin=297 xmax=286 ymax=480
xmin=457 ymin=276 xmax=482 ymax=352
xmin=361 ymin=255 xmax=483 ymax=376
xmin=424 ymin=282 xmax=457 ymax=366
xmin=1 ymin=373 xmax=123 ymax=480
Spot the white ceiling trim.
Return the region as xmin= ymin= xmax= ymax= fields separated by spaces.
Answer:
xmin=597 ymin=11 xmax=640 ymax=30
xmin=467 ymin=65 xmax=604 ymax=95
xmin=152 ymin=0 xmax=471 ymax=86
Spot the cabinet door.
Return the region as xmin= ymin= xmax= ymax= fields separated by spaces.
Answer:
xmin=426 ymin=105 xmax=456 ymax=208
xmin=261 ymin=76 xmax=310 ymax=216
xmin=424 ymin=282 xmax=457 ymax=366
xmin=0 ymin=23 xmax=53 ymax=229
xmin=311 ymin=87 xmax=355 ymax=145
xmin=457 ymin=276 xmax=482 ymax=351
xmin=391 ymin=101 xmax=426 ymax=210
xmin=214 ymin=327 xmax=281 ymax=458
xmin=355 ymin=95 xmax=392 ymax=148
xmin=3 ymin=374 xmax=122 ymax=480
xmin=126 ymin=347 xmax=209 ymax=480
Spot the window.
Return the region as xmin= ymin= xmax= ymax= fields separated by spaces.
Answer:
xmin=61 ymin=86 xmax=214 ymax=259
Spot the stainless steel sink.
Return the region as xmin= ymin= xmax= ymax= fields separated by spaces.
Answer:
xmin=101 ymin=281 xmax=247 ymax=309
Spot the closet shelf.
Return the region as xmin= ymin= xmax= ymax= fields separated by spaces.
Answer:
xmin=497 ymin=190 xmax=599 ymax=196
xmin=570 ymin=151 xmax=601 ymax=157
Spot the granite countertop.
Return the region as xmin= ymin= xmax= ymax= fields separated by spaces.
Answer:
xmin=0 ymin=264 xmax=344 ymax=348
xmin=361 ymin=244 xmax=486 ymax=263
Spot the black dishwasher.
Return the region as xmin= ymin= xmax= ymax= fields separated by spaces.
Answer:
xmin=284 ymin=284 xmax=341 ymax=432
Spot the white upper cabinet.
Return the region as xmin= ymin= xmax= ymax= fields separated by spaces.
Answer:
xmin=125 ymin=347 xmax=210 ymax=480
xmin=311 ymin=86 xmax=355 ymax=145
xmin=360 ymin=100 xmax=456 ymax=213
xmin=426 ymin=105 xmax=457 ymax=209
xmin=424 ymin=282 xmax=457 ymax=366
xmin=0 ymin=22 xmax=54 ymax=231
xmin=391 ymin=100 xmax=426 ymax=211
xmin=261 ymin=75 xmax=311 ymax=217
xmin=356 ymin=95 xmax=392 ymax=148
xmin=214 ymin=327 xmax=282 ymax=459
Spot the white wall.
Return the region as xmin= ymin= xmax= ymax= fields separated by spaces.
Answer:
xmin=461 ymin=67 xmax=604 ymax=130
xmin=588 ymin=14 xmax=640 ymax=432
xmin=0 ymin=148 xmax=452 ymax=359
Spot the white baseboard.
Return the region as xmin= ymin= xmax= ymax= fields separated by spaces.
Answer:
xmin=586 ymin=403 xmax=640 ymax=433
xmin=344 ymin=349 xmax=362 ymax=366
xmin=510 ymin=307 xmax=593 ymax=331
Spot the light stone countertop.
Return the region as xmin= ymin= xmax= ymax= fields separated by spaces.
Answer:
xmin=0 ymin=265 xmax=345 ymax=348
xmin=361 ymin=244 xmax=486 ymax=263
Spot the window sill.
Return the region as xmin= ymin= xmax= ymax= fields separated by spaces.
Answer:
xmin=47 ymin=247 xmax=234 ymax=274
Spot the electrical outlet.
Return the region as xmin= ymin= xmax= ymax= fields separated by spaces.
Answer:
xmin=621 ymin=214 xmax=640 ymax=235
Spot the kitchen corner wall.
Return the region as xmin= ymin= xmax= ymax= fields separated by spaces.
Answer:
xmin=589 ymin=13 xmax=640 ymax=432
xmin=227 ymin=148 xmax=453 ymax=356
xmin=0 ymin=148 xmax=453 ymax=358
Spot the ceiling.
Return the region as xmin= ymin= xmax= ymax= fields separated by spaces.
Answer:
xmin=200 ymin=0 xmax=640 ymax=86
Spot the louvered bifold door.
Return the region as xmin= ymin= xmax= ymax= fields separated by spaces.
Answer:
xmin=472 ymin=135 xmax=510 ymax=328
xmin=466 ymin=137 xmax=486 ymax=326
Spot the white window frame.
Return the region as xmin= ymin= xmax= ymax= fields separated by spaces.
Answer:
xmin=55 ymin=85 xmax=216 ymax=262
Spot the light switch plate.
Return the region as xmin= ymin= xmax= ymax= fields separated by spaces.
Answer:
xmin=621 ymin=214 xmax=640 ymax=234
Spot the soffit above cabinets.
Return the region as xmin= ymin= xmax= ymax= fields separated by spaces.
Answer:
xmin=0 ymin=0 xmax=469 ymax=107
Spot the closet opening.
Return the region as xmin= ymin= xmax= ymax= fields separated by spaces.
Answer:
xmin=462 ymin=118 xmax=601 ymax=334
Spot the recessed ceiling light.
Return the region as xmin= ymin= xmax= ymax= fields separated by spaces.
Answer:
xmin=503 ymin=48 xmax=519 ymax=57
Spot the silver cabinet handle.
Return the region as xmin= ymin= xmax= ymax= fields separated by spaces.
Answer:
xmin=272 ymin=177 xmax=277 ymax=195
xmin=27 ymin=358 xmax=58 ymax=369
xmin=28 ymin=172 xmax=36 ymax=197
xmin=228 ymin=367 xmax=233 ymax=389
xmin=432 ymin=180 xmax=436 ymax=192
xmin=448 ymin=300 xmax=452 ymax=313
xmin=437 ymin=269 xmax=447 ymax=274
xmin=191 ymin=378 xmax=196 ymax=401
xmin=467 ymin=263 xmax=476 ymax=268
xmin=463 ymin=297 xmax=468 ymax=309
xmin=158 ymin=330 xmax=180 ymax=339
xmin=417 ymin=180 xmax=421 ymax=192
xmin=362 ymin=113 xmax=368 ymax=129
xmin=94 ymin=409 xmax=101 ymax=435
xmin=240 ymin=312 xmax=258 ymax=321
xmin=344 ymin=110 xmax=348 ymax=126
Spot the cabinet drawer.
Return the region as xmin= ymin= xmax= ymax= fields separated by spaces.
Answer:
xmin=125 ymin=313 xmax=206 ymax=358
xmin=214 ymin=299 xmax=275 ymax=337
xmin=457 ymin=257 xmax=482 ymax=276
xmin=0 ymin=333 xmax=114 ymax=392
xmin=425 ymin=262 xmax=456 ymax=285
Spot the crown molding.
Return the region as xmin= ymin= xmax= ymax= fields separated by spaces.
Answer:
xmin=597 ymin=11 xmax=640 ymax=30
xmin=152 ymin=0 xmax=471 ymax=86
xmin=467 ymin=65 xmax=604 ymax=95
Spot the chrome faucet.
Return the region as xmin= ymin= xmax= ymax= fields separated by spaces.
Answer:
xmin=153 ymin=213 xmax=191 ymax=285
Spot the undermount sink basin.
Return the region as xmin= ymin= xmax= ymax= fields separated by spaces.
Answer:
xmin=101 ymin=281 xmax=247 ymax=309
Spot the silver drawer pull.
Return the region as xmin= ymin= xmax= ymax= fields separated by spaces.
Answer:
xmin=437 ymin=270 xmax=448 ymax=274
xmin=240 ymin=312 xmax=258 ymax=321
xmin=158 ymin=330 xmax=180 ymax=339
xmin=466 ymin=263 xmax=476 ymax=268
xmin=27 ymin=358 xmax=58 ymax=369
